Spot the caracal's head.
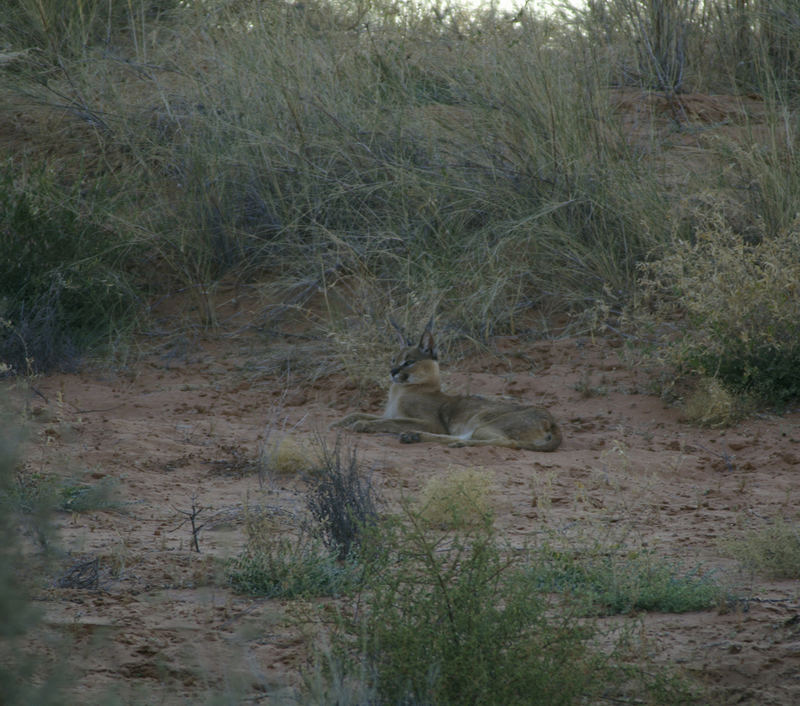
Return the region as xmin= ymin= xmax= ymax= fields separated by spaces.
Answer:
xmin=389 ymin=330 xmax=440 ymax=387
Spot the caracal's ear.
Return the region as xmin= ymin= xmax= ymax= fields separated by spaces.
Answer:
xmin=418 ymin=329 xmax=437 ymax=359
xmin=390 ymin=318 xmax=411 ymax=346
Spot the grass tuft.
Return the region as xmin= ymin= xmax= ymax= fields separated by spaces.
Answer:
xmin=227 ymin=507 xmax=357 ymax=598
xmin=682 ymin=376 xmax=742 ymax=428
xmin=261 ymin=434 xmax=315 ymax=476
xmin=2 ymin=472 xmax=122 ymax=516
xmin=721 ymin=518 xmax=800 ymax=579
xmin=418 ymin=466 xmax=494 ymax=530
xmin=527 ymin=543 xmax=726 ymax=615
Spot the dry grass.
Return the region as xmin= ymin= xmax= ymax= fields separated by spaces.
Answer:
xmin=3 ymin=0 xmax=800 ymax=402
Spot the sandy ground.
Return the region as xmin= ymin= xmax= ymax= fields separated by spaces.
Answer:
xmin=5 ymin=326 xmax=800 ymax=704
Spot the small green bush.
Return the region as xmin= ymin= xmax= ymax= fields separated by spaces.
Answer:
xmin=352 ymin=511 xmax=608 ymax=705
xmin=227 ymin=539 xmax=357 ymax=598
xmin=227 ymin=509 xmax=357 ymax=598
xmin=527 ymin=545 xmax=724 ymax=615
xmin=636 ymin=217 xmax=800 ymax=407
xmin=56 ymin=476 xmax=121 ymax=513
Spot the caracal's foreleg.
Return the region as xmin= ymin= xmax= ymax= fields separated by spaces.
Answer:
xmin=395 ymin=430 xmax=538 ymax=449
xmin=333 ymin=414 xmax=437 ymax=435
xmin=332 ymin=412 xmax=383 ymax=428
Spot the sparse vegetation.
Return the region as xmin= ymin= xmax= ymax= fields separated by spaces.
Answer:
xmin=4 ymin=0 xmax=800 ymax=701
xmin=227 ymin=506 xmax=358 ymax=598
xmin=722 ymin=518 xmax=800 ymax=579
xmin=527 ymin=542 xmax=726 ymax=615
xmin=0 ymin=0 xmax=798 ymax=404
xmin=3 ymin=471 xmax=121 ymax=516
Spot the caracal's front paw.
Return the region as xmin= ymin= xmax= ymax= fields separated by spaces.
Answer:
xmin=399 ymin=431 xmax=421 ymax=444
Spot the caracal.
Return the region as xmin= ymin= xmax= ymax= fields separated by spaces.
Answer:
xmin=334 ymin=329 xmax=562 ymax=451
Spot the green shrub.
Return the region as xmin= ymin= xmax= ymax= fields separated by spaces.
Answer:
xmin=227 ymin=509 xmax=357 ymax=598
xmin=636 ymin=217 xmax=800 ymax=407
xmin=527 ymin=545 xmax=724 ymax=615
xmin=0 ymin=167 xmax=138 ymax=373
xmin=56 ymin=476 xmax=121 ymax=513
xmin=351 ymin=511 xmax=608 ymax=705
xmin=227 ymin=539 xmax=356 ymax=598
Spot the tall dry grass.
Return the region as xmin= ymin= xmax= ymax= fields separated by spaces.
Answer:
xmin=1 ymin=0 xmax=800 ymax=395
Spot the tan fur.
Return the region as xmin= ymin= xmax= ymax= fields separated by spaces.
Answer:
xmin=333 ymin=330 xmax=562 ymax=451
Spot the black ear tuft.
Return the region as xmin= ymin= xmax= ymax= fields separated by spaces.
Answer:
xmin=418 ymin=329 xmax=437 ymax=359
xmin=389 ymin=318 xmax=410 ymax=346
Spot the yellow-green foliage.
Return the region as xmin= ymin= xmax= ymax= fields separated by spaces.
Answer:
xmin=261 ymin=435 xmax=314 ymax=475
xmin=418 ymin=467 xmax=494 ymax=529
xmin=682 ymin=376 xmax=740 ymax=427
xmin=637 ymin=217 xmax=800 ymax=405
